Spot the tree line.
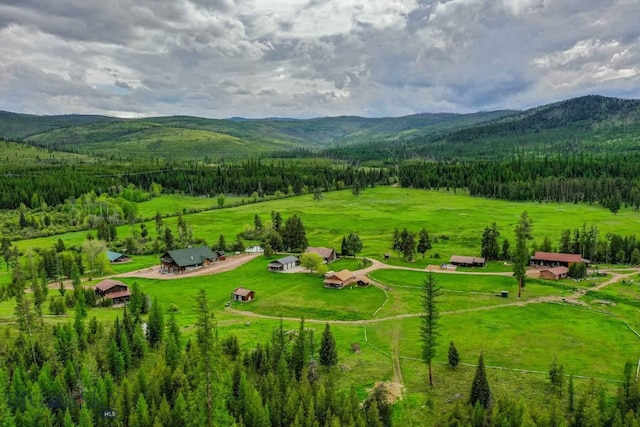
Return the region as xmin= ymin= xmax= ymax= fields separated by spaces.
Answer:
xmin=0 ymin=160 xmax=391 ymax=210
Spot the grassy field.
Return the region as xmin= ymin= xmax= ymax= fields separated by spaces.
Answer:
xmin=0 ymin=141 xmax=94 ymax=166
xmin=6 ymin=187 xmax=640 ymax=423
xmin=15 ymin=187 xmax=640 ymax=261
xmin=136 ymin=194 xmax=244 ymax=219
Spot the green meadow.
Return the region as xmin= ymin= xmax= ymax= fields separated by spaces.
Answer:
xmin=6 ymin=187 xmax=640 ymax=423
xmin=15 ymin=187 xmax=640 ymax=264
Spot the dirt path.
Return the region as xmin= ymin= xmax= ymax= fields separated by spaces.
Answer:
xmin=110 ymin=253 xmax=261 ymax=280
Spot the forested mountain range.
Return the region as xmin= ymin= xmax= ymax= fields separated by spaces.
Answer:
xmin=1 ymin=95 xmax=639 ymax=163
xmin=313 ymin=95 xmax=640 ymax=161
xmin=0 ymin=109 xmax=514 ymax=162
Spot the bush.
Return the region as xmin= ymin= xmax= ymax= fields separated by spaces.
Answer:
xmin=168 ymin=303 xmax=179 ymax=313
xmin=64 ymin=292 xmax=76 ymax=308
xmin=98 ymin=298 xmax=114 ymax=308
xmin=49 ymin=297 xmax=66 ymax=315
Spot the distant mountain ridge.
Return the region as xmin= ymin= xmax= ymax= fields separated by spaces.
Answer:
xmin=1 ymin=94 xmax=639 ymax=162
xmin=0 ymin=108 xmax=516 ymax=161
xmin=318 ymin=95 xmax=640 ymax=161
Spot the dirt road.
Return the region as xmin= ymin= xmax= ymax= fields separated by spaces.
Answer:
xmin=111 ymin=253 xmax=262 ymax=280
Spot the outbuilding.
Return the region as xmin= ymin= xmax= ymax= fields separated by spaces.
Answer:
xmin=540 ymin=266 xmax=569 ymax=280
xmin=232 ymin=288 xmax=255 ymax=302
xmin=107 ymin=250 xmax=131 ymax=264
xmin=267 ymin=256 xmax=300 ymax=272
xmin=305 ymin=247 xmax=338 ymax=263
xmin=531 ymin=252 xmax=589 ymax=268
xmin=449 ymin=255 xmax=486 ymax=268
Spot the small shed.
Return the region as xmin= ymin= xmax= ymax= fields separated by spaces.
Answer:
xmin=268 ymin=256 xmax=300 ymax=272
xmin=540 ymin=266 xmax=569 ymax=280
xmin=449 ymin=255 xmax=486 ymax=268
xmin=107 ymin=250 xmax=131 ymax=264
xmin=232 ymin=287 xmax=255 ymax=302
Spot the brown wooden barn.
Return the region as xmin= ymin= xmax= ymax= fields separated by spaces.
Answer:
xmin=305 ymin=246 xmax=338 ymax=263
xmin=540 ymin=266 xmax=569 ymax=280
xmin=231 ymin=287 xmax=255 ymax=302
xmin=531 ymin=251 xmax=589 ymax=267
xmin=94 ymin=279 xmax=131 ymax=305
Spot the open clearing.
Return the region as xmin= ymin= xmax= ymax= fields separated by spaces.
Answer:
xmin=5 ymin=187 xmax=640 ymax=424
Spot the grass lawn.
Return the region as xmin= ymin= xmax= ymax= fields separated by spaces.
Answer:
xmin=6 ymin=186 xmax=640 ymax=422
xmin=136 ymin=194 xmax=244 ymax=219
xmin=15 ymin=187 xmax=640 ymax=261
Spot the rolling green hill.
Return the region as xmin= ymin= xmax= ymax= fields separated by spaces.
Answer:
xmin=4 ymin=95 xmax=639 ymax=163
xmin=1 ymin=109 xmax=516 ymax=162
xmin=322 ymin=95 xmax=640 ymax=161
xmin=0 ymin=110 xmax=121 ymax=139
xmin=0 ymin=140 xmax=95 ymax=166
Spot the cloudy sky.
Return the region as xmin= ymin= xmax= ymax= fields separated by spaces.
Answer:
xmin=0 ymin=0 xmax=639 ymax=118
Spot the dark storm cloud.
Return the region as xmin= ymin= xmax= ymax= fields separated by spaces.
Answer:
xmin=0 ymin=0 xmax=638 ymax=117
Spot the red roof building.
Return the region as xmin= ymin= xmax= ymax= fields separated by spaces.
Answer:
xmin=531 ymin=252 xmax=589 ymax=267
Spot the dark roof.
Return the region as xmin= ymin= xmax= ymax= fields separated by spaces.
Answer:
xmin=450 ymin=255 xmax=485 ymax=264
xmin=532 ymin=252 xmax=582 ymax=263
xmin=305 ymin=247 xmax=336 ymax=259
xmin=233 ymin=287 xmax=253 ymax=297
xmin=107 ymin=250 xmax=126 ymax=262
xmin=105 ymin=290 xmax=131 ymax=300
xmin=94 ymin=279 xmax=127 ymax=292
xmin=162 ymin=246 xmax=217 ymax=267
xmin=269 ymin=255 xmax=299 ymax=266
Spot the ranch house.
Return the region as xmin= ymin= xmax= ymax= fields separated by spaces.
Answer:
xmin=160 ymin=246 xmax=218 ymax=274
xmin=232 ymin=287 xmax=255 ymax=302
xmin=94 ymin=279 xmax=131 ymax=305
xmin=324 ymin=269 xmax=356 ymax=289
xmin=268 ymin=256 xmax=300 ymax=272
xmin=530 ymin=251 xmax=589 ymax=268
xmin=305 ymin=247 xmax=338 ymax=263
xmin=449 ymin=255 xmax=486 ymax=268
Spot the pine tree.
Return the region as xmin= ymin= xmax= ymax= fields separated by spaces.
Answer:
xmin=513 ymin=211 xmax=533 ymax=298
xmin=281 ymin=214 xmax=308 ymax=252
xmin=163 ymin=228 xmax=174 ymax=251
xmin=417 ymin=228 xmax=432 ymax=258
xmin=481 ymin=223 xmax=500 ymax=261
xmin=345 ymin=233 xmax=363 ymax=258
xmin=448 ymin=341 xmax=460 ymax=369
xmin=469 ymin=352 xmax=492 ymax=409
xmin=501 ymin=239 xmax=511 ymax=261
xmin=392 ymin=228 xmax=401 ymax=255
xmin=155 ymin=211 xmax=164 ymax=236
xmin=290 ymin=317 xmax=307 ymax=380
xmin=147 ymin=297 xmax=164 ymax=348
xmin=128 ymin=283 xmax=144 ymax=324
xmin=254 ymin=214 xmax=263 ymax=231
xmin=271 ymin=210 xmax=282 ymax=232
xmin=421 ymin=272 xmax=441 ymax=386
xmin=319 ymin=323 xmax=338 ymax=367
xmin=195 ymin=289 xmax=217 ymax=427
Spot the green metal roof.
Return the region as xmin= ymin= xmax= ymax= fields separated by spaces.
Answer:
xmin=162 ymin=246 xmax=217 ymax=267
